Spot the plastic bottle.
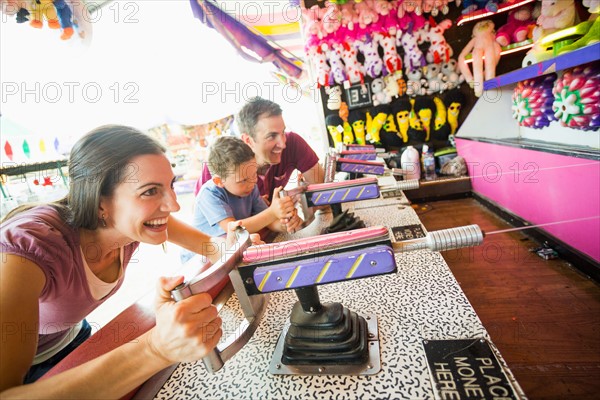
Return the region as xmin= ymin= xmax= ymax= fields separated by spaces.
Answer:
xmin=421 ymin=144 xmax=436 ymax=181
xmin=400 ymin=146 xmax=420 ymax=180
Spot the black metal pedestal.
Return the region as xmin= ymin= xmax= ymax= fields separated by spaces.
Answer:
xmin=270 ymin=286 xmax=381 ymax=375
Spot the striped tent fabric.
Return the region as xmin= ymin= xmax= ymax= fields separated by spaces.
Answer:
xmin=219 ymin=0 xmax=305 ymax=59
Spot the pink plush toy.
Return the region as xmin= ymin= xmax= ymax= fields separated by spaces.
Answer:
xmin=370 ymin=0 xmax=399 ymax=35
xmin=322 ymin=2 xmax=342 ymax=36
xmin=340 ymin=2 xmax=357 ymax=30
xmin=355 ymin=0 xmax=379 ymax=29
xmin=302 ymin=5 xmax=325 ymax=41
xmin=458 ymin=20 xmax=501 ymax=97
xmin=400 ymin=0 xmax=424 ymax=16
xmin=496 ymin=5 xmax=535 ymax=47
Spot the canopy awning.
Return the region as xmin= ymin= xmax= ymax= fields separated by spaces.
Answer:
xmin=190 ymin=0 xmax=304 ymax=79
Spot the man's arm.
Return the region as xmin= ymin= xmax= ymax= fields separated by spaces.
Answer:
xmin=301 ymin=162 xmax=325 ymax=185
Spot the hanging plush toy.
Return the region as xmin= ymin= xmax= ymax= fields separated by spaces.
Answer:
xmin=325 ymin=44 xmax=347 ymax=86
xmin=355 ymin=0 xmax=379 ymax=29
xmin=443 ymin=89 xmax=465 ymax=136
xmin=29 ymin=0 xmax=60 ymax=29
xmin=414 ymin=97 xmax=436 ymax=141
xmin=398 ymin=25 xmax=427 ymax=73
xmin=326 ymin=85 xmax=343 ymax=111
xmin=462 ymin=0 xmax=500 ymax=15
xmin=458 ymin=20 xmax=501 ymax=97
xmin=338 ymin=101 xmax=355 ymax=144
xmin=325 ymin=114 xmax=345 ymax=147
xmin=371 ymin=78 xmax=392 ymax=106
xmin=1 ymin=0 xmax=30 ymax=22
xmin=340 ymin=2 xmax=358 ymax=30
xmin=406 ymin=67 xmax=427 ymax=97
xmin=348 ymin=109 xmax=367 ymax=145
xmin=53 ymin=0 xmax=74 ymax=40
xmin=391 ymin=98 xmax=412 ymax=143
xmin=368 ymin=0 xmax=399 ymax=35
xmin=376 ymin=32 xmax=403 ymax=78
xmin=433 ymin=96 xmax=447 ymax=132
xmin=380 ymin=104 xmax=405 ymax=150
xmin=441 ymin=59 xmax=465 ymax=90
xmin=384 ymin=75 xmax=401 ymax=100
xmin=307 ymin=44 xmax=331 ymax=88
xmin=423 ymin=18 xmax=454 ymax=64
xmin=408 ymin=99 xmax=427 ymax=144
xmin=357 ymin=34 xmax=384 ymax=79
xmin=365 ymin=105 xmax=389 ymax=144
xmin=424 ymin=63 xmax=448 ymax=95
xmin=431 ymin=96 xmax=451 ymax=142
xmin=336 ymin=42 xmax=365 ymax=86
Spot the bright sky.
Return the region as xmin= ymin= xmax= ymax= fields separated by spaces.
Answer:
xmin=1 ymin=0 xmax=324 ymax=155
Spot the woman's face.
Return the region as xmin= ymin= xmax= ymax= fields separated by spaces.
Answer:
xmin=101 ymin=153 xmax=180 ymax=245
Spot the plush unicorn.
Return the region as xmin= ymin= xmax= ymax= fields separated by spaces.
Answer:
xmin=357 ymin=34 xmax=384 ymax=79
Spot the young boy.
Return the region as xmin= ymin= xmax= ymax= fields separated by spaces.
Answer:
xmin=191 ymin=136 xmax=302 ymax=241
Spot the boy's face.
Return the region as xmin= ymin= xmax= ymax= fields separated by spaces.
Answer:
xmin=217 ymin=158 xmax=258 ymax=197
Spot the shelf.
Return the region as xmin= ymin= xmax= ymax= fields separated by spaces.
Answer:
xmin=456 ymin=0 xmax=535 ymax=26
xmin=457 ymin=137 xmax=600 ymax=160
xmin=483 ymin=42 xmax=600 ymax=91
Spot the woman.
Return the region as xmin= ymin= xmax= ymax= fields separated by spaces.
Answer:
xmin=0 ymin=125 xmax=241 ymax=398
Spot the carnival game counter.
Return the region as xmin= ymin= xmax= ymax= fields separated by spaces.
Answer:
xmin=144 ymin=191 xmax=525 ymax=400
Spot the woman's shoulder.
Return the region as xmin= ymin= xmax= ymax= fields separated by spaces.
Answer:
xmin=1 ymin=204 xmax=76 ymax=256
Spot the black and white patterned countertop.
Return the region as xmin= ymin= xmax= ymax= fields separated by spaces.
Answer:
xmin=154 ymin=191 xmax=525 ymax=400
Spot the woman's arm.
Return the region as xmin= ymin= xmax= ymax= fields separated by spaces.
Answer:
xmin=0 ymin=254 xmax=46 ymax=392
xmin=1 ymin=269 xmax=222 ymax=399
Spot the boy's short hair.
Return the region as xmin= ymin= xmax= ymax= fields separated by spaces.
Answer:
xmin=208 ymin=136 xmax=255 ymax=179
xmin=236 ymin=97 xmax=282 ymax=140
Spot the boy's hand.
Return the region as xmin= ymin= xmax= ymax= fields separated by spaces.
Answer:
xmin=281 ymin=209 xmax=303 ymax=234
xmin=270 ymin=187 xmax=296 ymax=220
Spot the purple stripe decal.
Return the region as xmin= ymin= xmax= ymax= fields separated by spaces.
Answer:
xmin=253 ymin=245 xmax=396 ymax=293
xmin=340 ymin=163 xmax=386 ymax=175
xmin=343 ymin=153 xmax=377 ymax=161
xmin=309 ymin=184 xmax=380 ymax=205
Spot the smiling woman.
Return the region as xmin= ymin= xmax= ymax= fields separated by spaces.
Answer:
xmin=0 ymin=124 xmax=249 ymax=399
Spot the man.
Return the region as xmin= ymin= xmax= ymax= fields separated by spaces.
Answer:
xmin=195 ymin=97 xmax=324 ymax=203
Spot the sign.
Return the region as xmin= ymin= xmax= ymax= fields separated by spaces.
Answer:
xmin=423 ymin=339 xmax=519 ymax=400
xmin=345 ymin=84 xmax=372 ymax=110
xmin=381 ymin=189 xmax=403 ymax=199
xmin=391 ymin=224 xmax=426 ymax=241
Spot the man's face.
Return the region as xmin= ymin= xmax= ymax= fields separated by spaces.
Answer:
xmin=245 ymin=114 xmax=287 ymax=166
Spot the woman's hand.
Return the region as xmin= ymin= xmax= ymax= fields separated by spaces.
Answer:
xmin=149 ymin=276 xmax=222 ymax=364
